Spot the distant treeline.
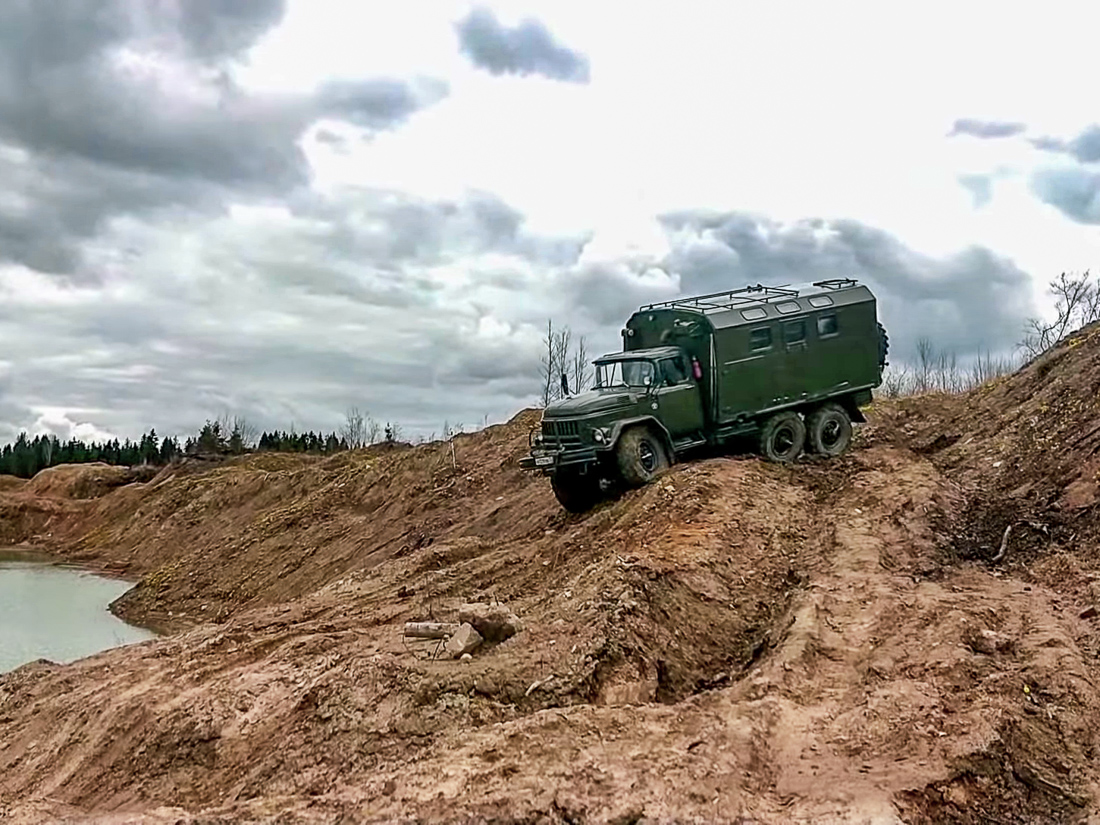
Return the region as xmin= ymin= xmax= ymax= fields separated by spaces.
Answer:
xmin=0 ymin=419 xmax=362 ymax=480
xmin=0 ymin=431 xmax=183 ymax=479
xmin=1 ymin=408 xmax=443 ymax=480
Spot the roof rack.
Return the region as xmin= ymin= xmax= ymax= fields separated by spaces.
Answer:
xmin=640 ymin=283 xmax=799 ymax=313
xmin=812 ymin=278 xmax=859 ymax=290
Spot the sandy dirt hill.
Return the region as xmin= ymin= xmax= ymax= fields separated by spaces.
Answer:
xmin=2 ymin=328 xmax=1100 ymax=823
xmin=0 ymin=475 xmax=24 ymax=494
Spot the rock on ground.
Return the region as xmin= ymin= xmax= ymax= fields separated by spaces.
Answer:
xmin=457 ymin=602 xmax=523 ymax=643
xmin=444 ymin=622 xmax=483 ymax=658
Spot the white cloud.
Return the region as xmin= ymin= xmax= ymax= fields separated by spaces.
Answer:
xmin=31 ymin=409 xmax=118 ymax=444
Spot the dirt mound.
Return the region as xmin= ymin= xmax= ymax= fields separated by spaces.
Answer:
xmin=868 ymin=322 xmax=1100 ymax=633
xmin=6 ymin=355 xmax=1100 ymax=822
xmin=878 ymin=320 xmax=1100 ymax=505
xmin=24 ymin=462 xmax=158 ymax=500
xmin=0 ymin=488 xmax=74 ymax=547
xmin=0 ymin=475 xmax=24 ymax=493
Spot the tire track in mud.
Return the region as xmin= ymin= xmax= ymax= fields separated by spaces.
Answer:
xmin=757 ymin=448 xmax=1100 ymax=824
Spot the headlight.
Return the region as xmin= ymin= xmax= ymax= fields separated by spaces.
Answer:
xmin=593 ymin=428 xmax=610 ymax=443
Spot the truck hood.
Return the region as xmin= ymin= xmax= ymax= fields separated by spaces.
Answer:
xmin=544 ymin=389 xmax=638 ymax=417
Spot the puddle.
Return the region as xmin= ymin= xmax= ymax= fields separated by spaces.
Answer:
xmin=0 ymin=550 xmax=157 ymax=673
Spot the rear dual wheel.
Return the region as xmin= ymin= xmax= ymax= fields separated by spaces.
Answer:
xmin=806 ymin=403 xmax=852 ymax=457
xmin=759 ymin=411 xmax=805 ymax=463
xmin=759 ymin=403 xmax=853 ymax=463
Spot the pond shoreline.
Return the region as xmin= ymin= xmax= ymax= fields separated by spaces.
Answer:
xmin=0 ymin=547 xmax=161 ymax=674
xmin=2 ymin=542 xmax=187 ymax=636
xmin=0 ymin=542 xmax=142 ymax=582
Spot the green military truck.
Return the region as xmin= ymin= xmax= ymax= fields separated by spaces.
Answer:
xmin=520 ymin=279 xmax=889 ymax=511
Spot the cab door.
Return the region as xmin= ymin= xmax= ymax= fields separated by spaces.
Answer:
xmin=654 ymin=355 xmax=705 ymax=442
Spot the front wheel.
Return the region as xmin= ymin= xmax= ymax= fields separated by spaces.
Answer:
xmin=806 ymin=403 xmax=852 ymax=457
xmin=550 ymin=468 xmax=603 ymax=513
xmin=759 ymin=411 xmax=806 ymax=463
xmin=615 ymin=427 xmax=670 ymax=487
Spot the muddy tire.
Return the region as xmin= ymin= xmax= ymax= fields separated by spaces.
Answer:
xmin=550 ymin=468 xmax=602 ymax=513
xmin=759 ymin=411 xmax=806 ymax=463
xmin=806 ymin=403 xmax=852 ymax=457
xmin=878 ymin=321 xmax=889 ymax=369
xmin=615 ymin=426 xmax=670 ymax=487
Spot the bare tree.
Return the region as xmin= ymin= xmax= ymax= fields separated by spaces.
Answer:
xmin=342 ymin=407 xmax=367 ymax=449
xmin=878 ymin=364 xmax=911 ymax=399
xmin=553 ymin=325 xmax=572 ymax=396
xmin=215 ymin=412 xmax=234 ymax=444
xmin=571 ymin=335 xmax=591 ymax=394
xmin=933 ymin=350 xmax=960 ymax=393
xmin=540 ymin=319 xmax=592 ymax=404
xmin=541 ymin=319 xmax=556 ymax=407
xmin=341 ymin=406 xmax=382 ymax=448
xmin=1019 ymin=270 xmax=1100 ymax=358
xmin=875 ymin=342 xmax=1020 ymax=402
xmin=967 ymin=349 xmax=1017 ymax=388
xmin=914 ymin=337 xmax=934 ymax=393
xmin=232 ymin=416 xmax=259 ymax=450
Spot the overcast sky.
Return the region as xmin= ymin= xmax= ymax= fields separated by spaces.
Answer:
xmin=2 ymin=0 xmax=1098 ymax=444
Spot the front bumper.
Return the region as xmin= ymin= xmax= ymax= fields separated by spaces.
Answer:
xmin=519 ymin=446 xmax=599 ymax=471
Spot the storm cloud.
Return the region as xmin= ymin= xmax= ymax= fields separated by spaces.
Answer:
xmin=0 ymin=0 xmax=447 ymax=277
xmin=456 ymin=7 xmax=590 ymax=83
xmin=1031 ymin=167 xmax=1100 ymax=225
xmin=0 ymin=184 xmax=1042 ymax=444
xmin=1031 ymin=124 xmax=1100 ymax=164
xmin=948 ymin=118 xmax=1027 ymax=139
xmin=0 ymin=184 xmax=592 ymax=443
xmin=658 ymin=211 xmax=1036 ymax=360
xmin=1027 ymin=124 xmax=1100 ymax=223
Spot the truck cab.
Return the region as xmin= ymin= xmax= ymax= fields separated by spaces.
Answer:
xmin=521 ymin=279 xmax=888 ymax=512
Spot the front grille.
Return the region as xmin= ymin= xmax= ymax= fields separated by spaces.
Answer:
xmin=543 ymin=419 xmax=579 ymax=437
xmin=542 ymin=419 xmax=584 ymax=448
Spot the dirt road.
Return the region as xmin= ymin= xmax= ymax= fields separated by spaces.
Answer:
xmin=3 ymin=325 xmax=1100 ymax=823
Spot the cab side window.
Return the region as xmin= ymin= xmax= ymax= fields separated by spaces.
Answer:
xmin=817 ymin=314 xmax=839 ymax=337
xmin=661 ymin=357 xmax=689 ymax=385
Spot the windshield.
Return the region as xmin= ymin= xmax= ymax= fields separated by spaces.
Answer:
xmin=595 ymin=359 xmax=655 ymax=389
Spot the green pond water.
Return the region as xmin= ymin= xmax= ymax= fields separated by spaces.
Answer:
xmin=0 ymin=551 xmax=156 ymax=673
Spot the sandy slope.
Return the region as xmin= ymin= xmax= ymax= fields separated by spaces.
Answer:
xmin=3 ymin=325 xmax=1100 ymax=823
